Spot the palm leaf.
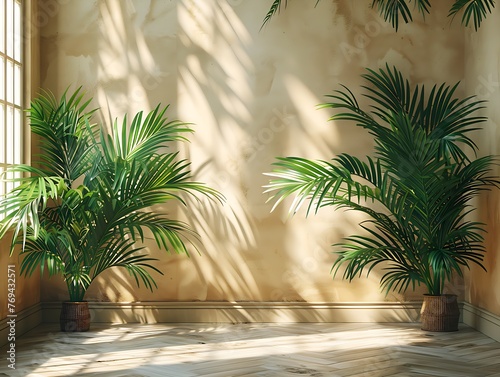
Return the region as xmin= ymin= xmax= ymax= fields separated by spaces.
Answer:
xmin=261 ymin=0 xmax=322 ymax=29
xmin=261 ymin=0 xmax=287 ymax=29
xmin=263 ymin=0 xmax=493 ymax=31
xmin=266 ymin=65 xmax=499 ymax=295
xmin=449 ymin=0 xmax=495 ymax=30
xmin=0 ymin=88 xmax=223 ymax=301
xmin=371 ymin=0 xmax=416 ymax=30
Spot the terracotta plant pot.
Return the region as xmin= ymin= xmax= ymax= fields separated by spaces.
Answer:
xmin=60 ymin=301 xmax=91 ymax=332
xmin=420 ymin=294 xmax=459 ymax=332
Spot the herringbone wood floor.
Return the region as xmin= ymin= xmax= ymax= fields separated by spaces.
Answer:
xmin=1 ymin=322 xmax=500 ymax=376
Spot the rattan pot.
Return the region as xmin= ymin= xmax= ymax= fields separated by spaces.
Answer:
xmin=420 ymin=294 xmax=459 ymax=332
xmin=60 ymin=301 xmax=91 ymax=332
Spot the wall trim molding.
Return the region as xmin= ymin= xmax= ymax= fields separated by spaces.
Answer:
xmin=0 ymin=303 xmax=43 ymax=348
xmin=4 ymin=301 xmax=500 ymax=351
xmin=6 ymin=301 xmax=500 ymax=344
xmin=42 ymin=301 xmax=424 ymax=324
xmin=462 ymin=302 xmax=500 ymax=342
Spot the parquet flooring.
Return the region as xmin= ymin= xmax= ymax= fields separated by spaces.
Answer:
xmin=1 ymin=322 xmax=500 ymax=376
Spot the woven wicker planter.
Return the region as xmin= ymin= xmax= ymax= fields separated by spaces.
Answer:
xmin=420 ymin=294 xmax=459 ymax=332
xmin=60 ymin=301 xmax=91 ymax=332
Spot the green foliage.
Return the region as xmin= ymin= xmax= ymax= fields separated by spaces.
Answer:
xmin=448 ymin=0 xmax=496 ymax=31
xmin=262 ymin=0 xmax=494 ymax=30
xmin=265 ymin=65 xmax=499 ymax=296
xmin=371 ymin=0 xmax=430 ymax=30
xmin=261 ymin=0 xmax=288 ymax=30
xmin=261 ymin=0 xmax=320 ymax=29
xmin=0 ymin=88 xmax=223 ymax=302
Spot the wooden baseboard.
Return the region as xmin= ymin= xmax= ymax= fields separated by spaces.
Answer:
xmin=462 ymin=302 xmax=500 ymax=342
xmin=42 ymin=301 xmax=423 ymax=324
xmin=0 ymin=303 xmax=43 ymax=348
xmin=7 ymin=302 xmax=498 ymax=344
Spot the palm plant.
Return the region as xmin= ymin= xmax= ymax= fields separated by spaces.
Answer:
xmin=0 ymin=88 xmax=222 ymax=302
xmin=262 ymin=0 xmax=495 ymax=31
xmin=265 ymin=65 xmax=499 ymax=297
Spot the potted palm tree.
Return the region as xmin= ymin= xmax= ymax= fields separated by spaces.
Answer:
xmin=0 ymin=88 xmax=222 ymax=331
xmin=265 ymin=65 xmax=499 ymax=331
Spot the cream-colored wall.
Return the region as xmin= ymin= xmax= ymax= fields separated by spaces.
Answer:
xmin=0 ymin=238 xmax=40 ymax=319
xmin=464 ymin=10 xmax=500 ymax=316
xmin=38 ymin=0 xmax=464 ymax=303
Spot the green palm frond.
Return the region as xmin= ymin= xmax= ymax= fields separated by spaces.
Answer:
xmin=371 ymin=0 xmax=494 ymax=29
xmin=0 ymin=88 xmax=223 ymax=302
xmin=27 ymin=87 xmax=99 ymax=181
xmin=371 ymin=0 xmax=417 ymax=30
xmin=18 ymin=229 xmax=65 ymax=277
xmin=261 ymin=0 xmax=287 ymax=29
xmin=264 ymin=156 xmax=380 ymax=215
xmin=107 ymin=104 xmax=193 ymax=162
xmin=0 ymin=167 xmax=65 ymax=245
xmin=261 ymin=0 xmax=321 ymax=29
xmin=449 ymin=0 xmax=495 ymax=30
xmin=266 ymin=65 xmax=499 ymax=295
xmin=262 ymin=0 xmax=493 ymax=30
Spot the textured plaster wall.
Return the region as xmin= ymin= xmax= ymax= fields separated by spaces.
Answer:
xmin=0 ymin=238 xmax=40 ymax=319
xmin=465 ymin=10 xmax=500 ymax=316
xmin=38 ymin=0 xmax=464 ymax=304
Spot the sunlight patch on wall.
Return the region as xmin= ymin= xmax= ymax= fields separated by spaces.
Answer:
xmin=176 ymin=0 xmax=264 ymax=301
xmin=283 ymin=74 xmax=339 ymax=158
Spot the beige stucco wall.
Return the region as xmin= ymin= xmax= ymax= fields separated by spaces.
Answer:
xmin=36 ymin=0 xmax=465 ymax=304
xmin=0 ymin=238 xmax=40 ymax=319
xmin=464 ymin=10 xmax=500 ymax=316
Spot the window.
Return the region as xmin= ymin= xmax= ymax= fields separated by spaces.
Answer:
xmin=0 ymin=0 xmax=23 ymax=206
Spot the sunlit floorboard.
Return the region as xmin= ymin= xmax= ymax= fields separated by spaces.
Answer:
xmin=1 ymin=322 xmax=500 ymax=376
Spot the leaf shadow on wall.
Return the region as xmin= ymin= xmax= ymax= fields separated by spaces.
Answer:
xmin=173 ymin=0 xmax=380 ymax=313
xmin=86 ymin=0 xmax=390 ymax=317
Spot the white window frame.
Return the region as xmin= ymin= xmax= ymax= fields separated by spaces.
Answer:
xmin=0 ymin=0 xmax=25 ymax=213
